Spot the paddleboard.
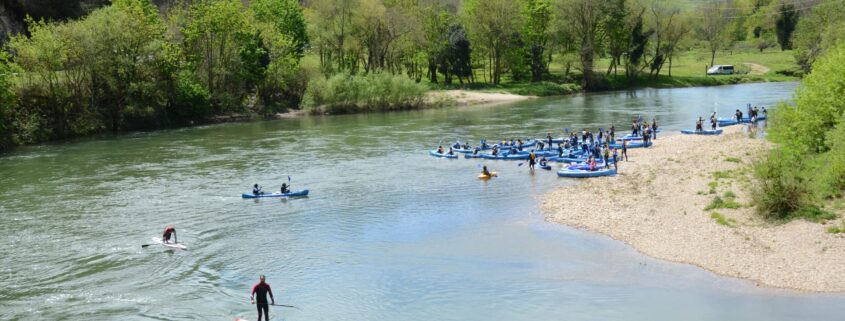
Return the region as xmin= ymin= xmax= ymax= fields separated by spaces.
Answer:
xmin=152 ymin=237 xmax=187 ymax=250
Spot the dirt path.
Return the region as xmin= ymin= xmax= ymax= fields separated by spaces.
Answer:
xmin=743 ymin=63 xmax=771 ymax=75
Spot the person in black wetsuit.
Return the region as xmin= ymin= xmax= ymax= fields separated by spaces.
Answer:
xmin=251 ymin=275 xmax=275 ymax=321
xmin=281 ymin=183 xmax=290 ymax=194
xmin=253 ymin=184 xmax=263 ymax=195
xmin=162 ymin=225 xmax=177 ymax=244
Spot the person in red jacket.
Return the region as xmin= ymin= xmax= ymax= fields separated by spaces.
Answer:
xmin=162 ymin=225 xmax=177 ymax=244
xmin=251 ymin=275 xmax=275 ymax=321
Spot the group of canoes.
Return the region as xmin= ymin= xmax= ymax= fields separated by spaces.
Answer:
xmin=683 ymin=105 xmax=768 ymax=135
xmin=431 ymin=121 xmax=659 ymax=178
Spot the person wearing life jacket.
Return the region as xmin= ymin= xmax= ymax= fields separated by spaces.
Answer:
xmin=528 ymin=150 xmax=537 ymax=170
xmin=162 ymin=225 xmax=177 ymax=244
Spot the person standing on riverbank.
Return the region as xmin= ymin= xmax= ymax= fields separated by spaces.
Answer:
xmin=612 ymin=148 xmax=619 ymax=170
xmin=651 ymin=119 xmax=658 ymax=140
xmin=251 ymin=275 xmax=275 ymax=321
xmin=622 ymin=140 xmax=628 ymax=161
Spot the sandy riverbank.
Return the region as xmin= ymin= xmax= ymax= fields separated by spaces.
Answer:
xmin=541 ymin=126 xmax=845 ymax=292
xmin=427 ymin=90 xmax=535 ymax=106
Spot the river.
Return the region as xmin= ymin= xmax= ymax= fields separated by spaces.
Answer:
xmin=2 ymin=82 xmax=843 ymax=320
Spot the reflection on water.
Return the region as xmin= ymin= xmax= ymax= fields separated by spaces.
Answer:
xmin=3 ymin=82 xmax=844 ymax=320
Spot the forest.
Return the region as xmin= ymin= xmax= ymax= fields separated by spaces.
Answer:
xmin=0 ymin=0 xmax=843 ymax=152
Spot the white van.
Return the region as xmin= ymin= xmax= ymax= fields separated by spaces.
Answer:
xmin=707 ymin=65 xmax=735 ymax=75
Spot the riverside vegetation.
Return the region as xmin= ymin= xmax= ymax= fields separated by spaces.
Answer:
xmin=1 ymin=0 xmax=844 ymax=152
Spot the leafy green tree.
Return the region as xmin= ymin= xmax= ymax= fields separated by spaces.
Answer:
xmin=555 ymin=0 xmax=608 ymax=90
xmin=775 ymin=4 xmax=799 ymax=50
xmin=792 ymin=0 xmax=845 ymax=72
xmin=463 ymin=0 xmax=521 ymax=84
xmin=0 ymin=52 xmax=18 ymax=151
xmin=181 ymin=0 xmax=251 ymax=108
xmin=251 ymin=0 xmax=309 ymax=57
xmin=521 ymin=0 xmax=552 ymax=82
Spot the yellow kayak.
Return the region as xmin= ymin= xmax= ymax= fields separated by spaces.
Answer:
xmin=478 ymin=172 xmax=498 ymax=179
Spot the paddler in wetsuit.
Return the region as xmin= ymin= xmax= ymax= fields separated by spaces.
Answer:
xmin=253 ymin=184 xmax=263 ymax=195
xmin=281 ymin=183 xmax=290 ymax=194
xmin=251 ymin=275 xmax=275 ymax=321
xmin=162 ymin=225 xmax=177 ymax=244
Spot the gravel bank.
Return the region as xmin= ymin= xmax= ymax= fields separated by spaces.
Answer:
xmin=542 ymin=126 xmax=845 ymax=292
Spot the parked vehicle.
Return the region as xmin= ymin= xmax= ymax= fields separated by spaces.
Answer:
xmin=707 ymin=65 xmax=735 ymax=75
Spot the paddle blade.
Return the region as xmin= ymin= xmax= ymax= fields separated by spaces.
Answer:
xmin=517 ymin=162 xmax=524 ymax=167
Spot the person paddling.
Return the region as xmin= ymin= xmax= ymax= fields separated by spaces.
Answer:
xmin=251 ymin=275 xmax=275 ymax=321
xmin=482 ymin=165 xmax=492 ymax=177
xmin=528 ymin=150 xmax=537 ymax=170
xmin=436 ymin=146 xmax=444 ymax=154
xmin=253 ymin=184 xmax=264 ymax=196
xmin=162 ymin=225 xmax=177 ymax=244
xmin=281 ymin=183 xmax=290 ymax=194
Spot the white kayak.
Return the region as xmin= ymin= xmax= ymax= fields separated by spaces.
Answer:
xmin=151 ymin=237 xmax=187 ymax=250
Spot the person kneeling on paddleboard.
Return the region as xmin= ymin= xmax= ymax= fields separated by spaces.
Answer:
xmin=281 ymin=183 xmax=290 ymax=194
xmin=162 ymin=225 xmax=177 ymax=244
xmin=251 ymin=275 xmax=275 ymax=321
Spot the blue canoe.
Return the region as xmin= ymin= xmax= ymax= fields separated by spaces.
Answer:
xmin=430 ymin=150 xmax=458 ymax=158
xmin=549 ymin=156 xmax=588 ymax=163
xmin=566 ymin=162 xmax=614 ymax=170
xmin=681 ymin=129 xmax=723 ymax=135
xmin=242 ymin=190 xmax=310 ymax=199
xmin=464 ymin=153 xmax=483 ymax=159
xmin=609 ymin=141 xmax=653 ymax=149
xmin=452 ymin=148 xmax=476 ymax=154
xmin=480 ymin=153 xmax=530 ymax=160
xmin=557 ymin=168 xmax=617 ymax=178
xmin=718 ymin=115 xmax=767 ymax=126
xmin=539 ymin=164 xmax=552 ymax=170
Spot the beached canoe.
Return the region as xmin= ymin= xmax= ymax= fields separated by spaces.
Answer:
xmin=242 ymin=190 xmax=310 ymax=199
xmin=557 ymin=168 xmax=617 ymax=178
xmin=480 ymin=153 xmax=530 ymax=160
xmin=718 ymin=115 xmax=768 ymax=126
xmin=681 ymin=129 xmax=723 ymax=135
xmin=609 ymin=141 xmax=653 ymax=149
xmin=430 ymin=150 xmax=458 ymax=158
xmin=548 ymin=156 xmax=588 ymax=163
xmin=539 ymin=164 xmax=552 ymax=170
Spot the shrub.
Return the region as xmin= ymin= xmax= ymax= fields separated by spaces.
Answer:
xmin=752 ymin=149 xmax=812 ymax=220
xmin=303 ymin=72 xmax=428 ymax=114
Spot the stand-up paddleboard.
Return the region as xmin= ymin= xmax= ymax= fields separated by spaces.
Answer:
xmin=151 ymin=237 xmax=187 ymax=250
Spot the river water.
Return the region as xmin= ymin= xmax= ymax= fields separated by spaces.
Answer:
xmin=2 ymin=82 xmax=843 ymax=320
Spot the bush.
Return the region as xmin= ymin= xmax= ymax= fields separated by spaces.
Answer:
xmin=704 ymin=196 xmax=742 ymax=210
xmin=752 ymin=149 xmax=812 ymax=220
xmin=303 ymin=72 xmax=428 ymax=114
xmin=710 ymin=212 xmax=737 ymax=227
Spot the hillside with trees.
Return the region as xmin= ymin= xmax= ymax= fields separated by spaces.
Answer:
xmin=0 ymin=0 xmax=842 ymax=152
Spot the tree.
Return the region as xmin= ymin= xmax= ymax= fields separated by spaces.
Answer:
xmin=181 ymin=0 xmax=252 ymax=107
xmin=792 ymin=0 xmax=845 ymax=72
xmin=251 ymin=0 xmax=309 ymax=57
xmin=624 ymin=10 xmax=650 ymax=82
xmin=0 ymin=52 xmax=18 ymax=152
xmin=695 ymin=1 xmax=730 ymax=68
xmin=521 ymin=0 xmax=552 ymax=81
xmin=604 ymin=0 xmax=629 ymax=77
xmin=775 ymin=4 xmax=799 ymax=51
xmin=463 ymin=0 xmax=521 ymax=84
xmin=556 ymin=0 xmax=608 ymax=90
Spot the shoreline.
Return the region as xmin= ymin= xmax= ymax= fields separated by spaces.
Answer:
xmin=541 ymin=126 xmax=845 ymax=292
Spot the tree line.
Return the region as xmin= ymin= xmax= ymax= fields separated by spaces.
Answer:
xmin=0 ymin=0 xmax=842 ymax=152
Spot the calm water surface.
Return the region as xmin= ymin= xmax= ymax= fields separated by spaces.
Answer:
xmin=2 ymin=82 xmax=843 ymax=320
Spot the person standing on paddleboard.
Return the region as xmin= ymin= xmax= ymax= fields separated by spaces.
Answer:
xmin=162 ymin=225 xmax=177 ymax=244
xmin=251 ymin=275 xmax=275 ymax=321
